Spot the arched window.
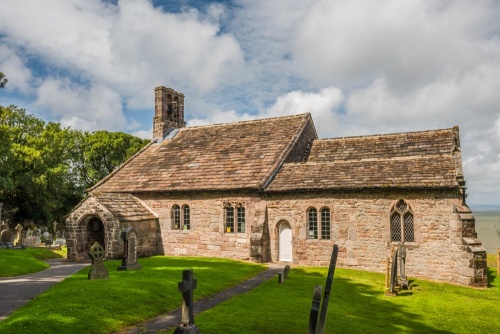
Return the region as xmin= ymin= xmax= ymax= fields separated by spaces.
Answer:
xmin=321 ymin=208 xmax=331 ymax=240
xmin=172 ymin=204 xmax=191 ymax=230
xmin=224 ymin=202 xmax=245 ymax=233
xmin=183 ymin=205 xmax=190 ymax=230
xmin=308 ymin=208 xmax=318 ymax=239
xmin=172 ymin=205 xmax=180 ymax=230
xmin=236 ymin=204 xmax=245 ymax=233
xmin=390 ymin=199 xmax=415 ymax=243
xmin=225 ymin=203 xmax=234 ymax=233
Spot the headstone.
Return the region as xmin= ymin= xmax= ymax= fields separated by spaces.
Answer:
xmin=278 ymin=271 xmax=284 ymax=284
xmin=174 ymin=269 xmax=200 ymax=334
xmin=398 ymin=243 xmax=409 ymax=289
xmin=316 ymin=244 xmax=339 ymax=334
xmin=13 ymin=224 xmax=23 ymax=246
xmin=308 ymin=285 xmax=322 ymax=334
xmin=284 ymin=265 xmax=291 ymax=279
xmin=117 ymin=227 xmax=141 ymax=271
xmin=88 ymin=242 xmax=109 ymax=280
xmin=1 ymin=230 xmax=12 ymax=244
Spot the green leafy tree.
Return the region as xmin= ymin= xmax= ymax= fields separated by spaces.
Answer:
xmin=0 ymin=105 xmax=148 ymax=226
xmin=0 ymin=71 xmax=7 ymax=88
xmin=78 ymin=130 xmax=149 ymax=189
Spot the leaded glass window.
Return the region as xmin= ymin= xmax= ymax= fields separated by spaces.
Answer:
xmin=183 ymin=205 xmax=190 ymax=230
xmin=308 ymin=208 xmax=318 ymax=239
xmin=237 ymin=206 xmax=245 ymax=233
xmin=321 ymin=208 xmax=331 ymax=240
xmin=172 ymin=205 xmax=180 ymax=230
xmin=390 ymin=199 xmax=414 ymax=243
xmin=225 ymin=204 xmax=234 ymax=233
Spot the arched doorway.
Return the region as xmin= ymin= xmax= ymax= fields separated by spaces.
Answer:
xmin=279 ymin=221 xmax=292 ymax=262
xmin=86 ymin=217 xmax=105 ymax=252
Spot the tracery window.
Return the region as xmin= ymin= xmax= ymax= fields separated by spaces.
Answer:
xmin=172 ymin=204 xmax=190 ymax=230
xmin=390 ymin=199 xmax=414 ymax=243
xmin=224 ymin=203 xmax=245 ymax=233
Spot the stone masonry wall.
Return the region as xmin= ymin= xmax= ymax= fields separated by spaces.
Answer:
xmin=66 ymin=196 xmax=157 ymax=261
xmin=266 ymin=189 xmax=478 ymax=286
xmin=138 ymin=192 xmax=268 ymax=262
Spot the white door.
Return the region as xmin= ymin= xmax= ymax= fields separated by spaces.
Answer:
xmin=279 ymin=222 xmax=293 ymax=262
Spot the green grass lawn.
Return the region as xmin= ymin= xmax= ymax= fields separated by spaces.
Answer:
xmin=193 ymin=261 xmax=500 ymax=334
xmin=0 ymin=256 xmax=266 ymax=334
xmin=0 ymin=247 xmax=62 ymax=277
xmin=2 ymin=254 xmax=499 ymax=334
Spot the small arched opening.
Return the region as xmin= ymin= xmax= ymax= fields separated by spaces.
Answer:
xmin=278 ymin=220 xmax=293 ymax=262
xmin=86 ymin=217 xmax=105 ymax=253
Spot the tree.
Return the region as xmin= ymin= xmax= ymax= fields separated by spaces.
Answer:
xmin=0 ymin=71 xmax=7 ymax=88
xmin=0 ymin=106 xmax=149 ymax=226
xmin=77 ymin=131 xmax=149 ymax=190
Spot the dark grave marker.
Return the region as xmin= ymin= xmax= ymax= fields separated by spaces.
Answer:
xmin=308 ymin=244 xmax=338 ymax=334
xmin=174 ymin=269 xmax=200 ymax=334
xmin=88 ymin=242 xmax=109 ymax=280
xmin=308 ymin=285 xmax=322 ymax=334
xmin=117 ymin=226 xmax=141 ymax=271
xmin=398 ymin=243 xmax=409 ymax=289
xmin=284 ymin=264 xmax=290 ymax=279
xmin=278 ymin=271 xmax=284 ymax=284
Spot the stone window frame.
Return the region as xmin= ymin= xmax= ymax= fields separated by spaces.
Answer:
xmin=390 ymin=199 xmax=415 ymax=243
xmin=171 ymin=204 xmax=191 ymax=230
xmin=307 ymin=206 xmax=332 ymax=240
xmin=224 ymin=202 xmax=246 ymax=234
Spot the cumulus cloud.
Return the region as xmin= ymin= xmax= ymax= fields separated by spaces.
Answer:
xmin=0 ymin=45 xmax=32 ymax=91
xmin=34 ymin=78 xmax=127 ymax=131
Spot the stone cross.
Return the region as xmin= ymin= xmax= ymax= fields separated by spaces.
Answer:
xmin=398 ymin=243 xmax=409 ymax=289
xmin=174 ymin=269 xmax=200 ymax=334
xmin=88 ymin=242 xmax=109 ymax=280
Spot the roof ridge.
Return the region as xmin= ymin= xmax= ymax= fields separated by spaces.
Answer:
xmin=182 ymin=113 xmax=311 ymax=131
xmin=287 ymin=155 xmax=455 ymax=165
xmin=318 ymin=127 xmax=455 ymax=141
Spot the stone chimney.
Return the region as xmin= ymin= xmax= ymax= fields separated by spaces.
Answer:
xmin=153 ymin=86 xmax=186 ymax=140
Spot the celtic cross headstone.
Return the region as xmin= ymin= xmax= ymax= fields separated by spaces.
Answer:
xmin=88 ymin=242 xmax=109 ymax=280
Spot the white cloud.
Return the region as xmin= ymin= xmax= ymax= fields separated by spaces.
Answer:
xmin=0 ymin=45 xmax=32 ymax=91
xmin=34 ymin=78 xmax=127 ymax=131
xmin=188 ymin=109 xmax=256 ymax=126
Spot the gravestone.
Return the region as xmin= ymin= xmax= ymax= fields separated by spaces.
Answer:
xmin=308 ymin=244 xmax=338 ymax=334
xmin=13 ymin=224 xmax=23 ymax=246
xmin=88 ymin=242 xmax=109 ymax=280
xmin=117 ymin=226 xmax=141 ymax=271
xmin=174 ymin=269 xmax=200 ymax=334
xmin=284 ymin=265 xmax=291 ymax=279
xmin=1 ymin=230 xmax=13 ymax=244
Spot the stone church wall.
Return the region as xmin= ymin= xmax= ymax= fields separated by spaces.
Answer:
xmin=266 ymin=189 xmax=477 ymax=286
xmin=137 ymin=192 xmax=269 ymax=262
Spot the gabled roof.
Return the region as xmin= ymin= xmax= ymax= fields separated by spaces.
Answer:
xmin=267 ymin=127 xmax=462 ymax=191
xmin=92 ymin=193 xmax=157 ymax=221
xmin=92 ymin=113 xmax=313 ymax=193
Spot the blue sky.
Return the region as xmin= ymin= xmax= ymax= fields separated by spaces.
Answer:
xmin=1 ymin=0 xmax=500 ymax=206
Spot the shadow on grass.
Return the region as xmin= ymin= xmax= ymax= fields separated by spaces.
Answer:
xmin=487 ymin=267 xmax=497 ymax=287
xmin=196 ymin=266 xmax=454 ymax=334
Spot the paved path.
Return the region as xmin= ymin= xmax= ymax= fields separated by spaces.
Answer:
xmin=127 ymin=265 xmax=283 ymax=334
xmin=0 ymin=258 xmax=89 ymax=321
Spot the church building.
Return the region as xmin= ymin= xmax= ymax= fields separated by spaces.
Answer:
xmin=65 ymin=86 xmax=487 ymax=287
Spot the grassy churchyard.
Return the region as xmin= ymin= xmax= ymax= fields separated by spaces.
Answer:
xmin=0 ymin=250 xmax=499 ymax=333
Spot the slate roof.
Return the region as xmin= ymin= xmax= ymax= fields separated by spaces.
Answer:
xmin=267 ymin=128 xmax=462 ymax=191
xmin=92 ymin=113 xmax=313 ymax=193
xmin=92 ymin=193 xmax=157 ymax=221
